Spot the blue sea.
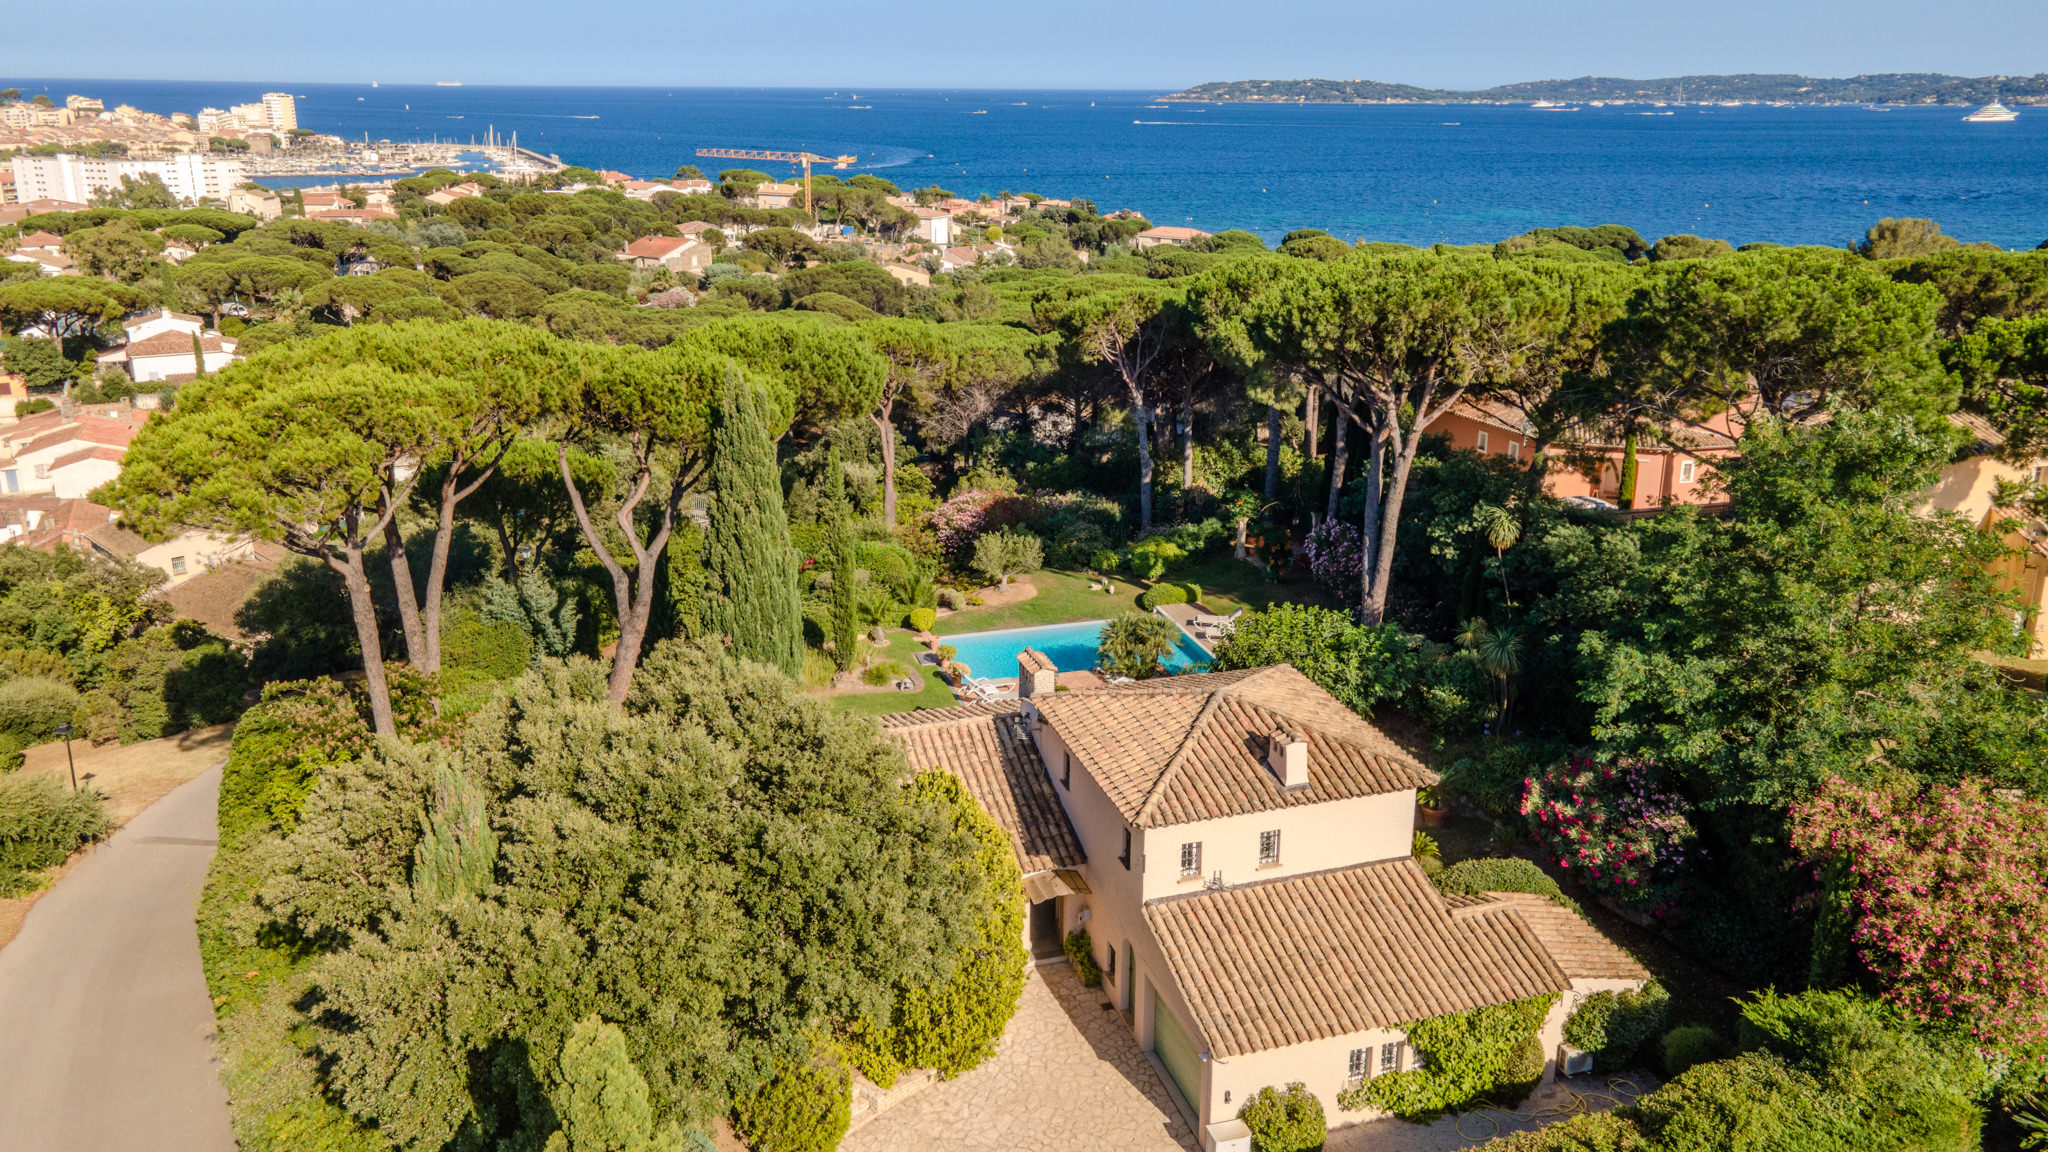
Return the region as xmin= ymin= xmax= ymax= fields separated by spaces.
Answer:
xmin=14 ymin=79 xmax=2048 ymax=248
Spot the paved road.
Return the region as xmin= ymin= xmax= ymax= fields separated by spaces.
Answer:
xmin=0 ymin=766 xmax=234 ymax=1152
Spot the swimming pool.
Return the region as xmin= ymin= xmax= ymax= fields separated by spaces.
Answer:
xmin=940 ymin=619 xmax=1211 ymax=681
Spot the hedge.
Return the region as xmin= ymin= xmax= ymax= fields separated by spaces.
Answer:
xmin=1138 ymin=582 xmax=1188 ymax=610
xmin=1339 ymin=994 xmax=1556 ymax=1120
xmin=906 ymin=607 xmax=937 ymax=633
xmin=0 ymin=774 xmax=108 ymax=895
xmin=0 ymin=675 xmax=81 ymax=768
xmin=1660 ymin=1025 xmax=1722 ymax=1078
xmin=1431 ymin=857 xmax=1587 ymax=919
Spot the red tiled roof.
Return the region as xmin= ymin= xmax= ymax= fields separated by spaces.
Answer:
xmin=45 ymin=446 xmax=126 ymax=471
xmin=1146 ymin=859 xmax=1571 ymax=1056
xmin=17 ymin=231 xmax=61 ymax=248
xmin=885 ymin=704 xmax=1087 ymax=876
xmin=11 ymin=419 xmax=138 ymax=458
xmin=1137 ymin=226 xmax=1212 ymax=240
xmin=619 ymin=235 xmax=697 ymax=259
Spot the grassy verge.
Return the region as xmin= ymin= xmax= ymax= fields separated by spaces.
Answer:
xmin=828 ymin=666 xmax=959 ymax=717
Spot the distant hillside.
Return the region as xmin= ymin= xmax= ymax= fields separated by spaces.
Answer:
xmin=1163 ymin=73 xmax=2048 ymax=106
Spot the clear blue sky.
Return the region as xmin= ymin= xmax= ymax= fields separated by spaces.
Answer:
xmin=7 ymin=0 xmax=2045 ymax=90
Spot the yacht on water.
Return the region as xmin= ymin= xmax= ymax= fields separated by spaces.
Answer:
xmin=1964 ymin=101 xmax=2018 ymax=122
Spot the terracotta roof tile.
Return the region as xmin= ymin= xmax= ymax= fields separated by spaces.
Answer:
xmin=1476 ymin=893 xmax=1649 ymax=981
xmin=1036 ymin=665 xmax=1434 ymax=828
xmin=886 ymin=707 xmax=1085 ymax=874
xmin=1145 ymin=859 xmax=1569 ymax=1057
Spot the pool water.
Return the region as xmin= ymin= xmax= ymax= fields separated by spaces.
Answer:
xmin=940 ymin=619 xmax=1211 ymax=681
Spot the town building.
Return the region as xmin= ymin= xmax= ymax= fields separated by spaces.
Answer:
xmin=1133 ymin=225 xmax=1214 ymax=249
xmin=615 ymin=235 xmax=715 ymax=273
xmin=226 ymin=187 xmax=283 ymax=220
xmin=0 ymin=494 xmax=251 ymax=587
xmin=750 ymin=182 xmax=803 ymax=210
xmin=911 ymin=207 xmax=954 ymax=246
xmin=260 ymin=92 xmax=297 ymax=132
xmin=96 ymin=310 xmax=241 ymax=383
xmin=0 ymin=400 xmax=149 ymax=499
xmin=885 ymin=661 xmax=1646 ymax=1146
xmin=10 ymin=152 xmax=244 ymax=205
xmin=1924 ymin=411 xmax=2048 ymax=655
xmin=1424 ymin=399 xmax=1740 ymax=510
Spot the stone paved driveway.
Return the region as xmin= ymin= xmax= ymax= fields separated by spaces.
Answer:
xmin=842 ymin=962 xmax=1194 ymax=1152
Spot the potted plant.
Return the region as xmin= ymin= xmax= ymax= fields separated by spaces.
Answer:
xmin=1417 ymin=785 xmax=1448 ymax=828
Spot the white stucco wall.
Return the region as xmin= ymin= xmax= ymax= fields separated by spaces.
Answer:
xmin=1135 ymin=791 xmax=1417 ymax=902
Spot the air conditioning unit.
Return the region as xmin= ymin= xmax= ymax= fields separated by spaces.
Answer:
xmin=1559 ymin=1044 xmax=1594 ymax=1077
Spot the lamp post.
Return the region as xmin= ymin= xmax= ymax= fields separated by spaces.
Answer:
xmin=55 ymin=722 xmax=76 ymax=791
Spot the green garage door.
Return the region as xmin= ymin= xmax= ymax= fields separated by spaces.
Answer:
xmin=1151 ymin=989 xmax=1202 ymax=1114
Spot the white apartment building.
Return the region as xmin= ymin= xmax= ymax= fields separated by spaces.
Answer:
xmin=261 ymin=92 xmax=297 ymax=132
xmin=10 ymin=153 xmax=244 ymax=205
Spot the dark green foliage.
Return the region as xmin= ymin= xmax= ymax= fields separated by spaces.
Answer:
xmin=731 ymin=1061 xmax=850 ymax=1152
xmin=841 ymin=771 xmax=1026 ymax=1082
xmin=1471 ymin=1111 xmax=1646 ymax=1151
xmin=0 ymin=774 xmax=108 ymax=894
xmin=409 ymin=761 xmax=497 ymax=908
xmin=1211 ymin=604 xmax=1417 ymax=716
xmin=480 ymin=573 xmax=582 ymax=664
xmin=1494 ymin=1034 xmax=1547 ymax=1107
xmin=1064 ymin=927 xmax=1102 ymax=986
xmin=1339 ymin=994 xmax=1557 ymax=1120
xmin=256 ymin=642 xmax=990 ymax=1143
xmin=1137 ymin=582 xmax=1188 ymax=609
xmin=0 ymin=675 xmax=81 ymax=767
xmin=213 ymin=670 xmax=454 ymax=849
xmin=1660 ymin=1026 xmax=1722 ymax=1078
xmin=1564 ymin=984 xmax=1671 ymax=1071
xmin=75 ymin=620 xmax=248 ymax=745
xmin=439 ymin=606 xmax=534 ymax=683
xmin=1096 ymin=612 xmax=1181 ymax=679
xmin=546 ymin=1015 xmax=693 ymax=1152
xmin=237 ymin=558 xmax=360 ymax=684
xmin=825 ymin=450 xmax=860 ymax=671
xmin=1237 ymin=1082 xmax=1326 ymax=1152
xmin=704 ymin=371 xmax=804 ymax=676
xmin=1432 ymin=858 xmax=1569 ymax=905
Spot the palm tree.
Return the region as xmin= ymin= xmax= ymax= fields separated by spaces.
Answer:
xmin=1455 ymin=617 xmax=1524 ymax=732
xmin=1477 ymin=505 xmax=1521 ymax=606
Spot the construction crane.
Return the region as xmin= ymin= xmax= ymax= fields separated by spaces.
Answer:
xmin=695 ymin=147 xmax=857 ymax=217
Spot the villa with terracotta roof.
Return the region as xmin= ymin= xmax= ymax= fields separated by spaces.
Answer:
xmin=616 ymin=234 xmax=714 ymax=273
xmin=1132 ymin=225 xmax=1214 ymax=249
xmin=883 ymin=660 xmax=1646 ymax=1145
xmin=1424 ymin=398 xmax=1741 ymax=509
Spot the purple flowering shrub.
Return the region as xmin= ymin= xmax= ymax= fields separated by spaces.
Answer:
xmin=1521 ymin=757 xmax=1695 ymax=907
xmin=1302 ymin=519 xmax=1363 ymax=602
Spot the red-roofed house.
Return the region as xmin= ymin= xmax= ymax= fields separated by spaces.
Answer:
xmin=14 ymin=230 xmax=63 ymax=254
xmin=0 ymin=495 xmax=251 ymax=586
xmin=99 ymin=331 xmax=240 ymax=383
xmin=616 ymin=235 xmax=714 ymax=273
xmin=0 ymin=402 xmax=147 ymax=499
xmin=310 ymin=208 xmax=399 ymax=226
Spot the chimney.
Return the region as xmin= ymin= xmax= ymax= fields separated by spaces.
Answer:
xmin=1266 ymin=730 xmax=1310 ymax=789
xmin=1017 ymin=647 xmax=1057 ymax=698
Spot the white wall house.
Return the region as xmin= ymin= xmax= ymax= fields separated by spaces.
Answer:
xmin=10 ymin=153 xmax=245 ymax=205
xmin=912 ymin=207 xmax=954 ymax=246
xmin=885 ymin=661 xmax=1648 ymax=1149
xmin=97 ymin=310 xmax=240 ymax=382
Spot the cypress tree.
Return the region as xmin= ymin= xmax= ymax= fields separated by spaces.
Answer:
xmin=1618 ymin=430 xmax=1639 ymax=510
xmin=826 ymin=448 xmax=860 ymax=671
xmin=411 ymin=760 xmax=496 ymax=907
xmin=703 ymin=366 xmax=803 ymax=676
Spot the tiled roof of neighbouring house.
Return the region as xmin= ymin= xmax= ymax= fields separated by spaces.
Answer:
xmin=884 ymin=703 xmax=1086 ymax=875
xmin=1464 ymin=892 xmax=1649 ymax=982
xmin=1033 ymin=664 xmax=1434 ymax=829
xmin=1145 ymin=858 xmax=1570 ymax=1057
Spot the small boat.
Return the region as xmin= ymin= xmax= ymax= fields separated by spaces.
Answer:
xmin=970 ymin=109 xmax=986 ymax=114
xmin=569 ymin=115 xmax=598 ymax=119
xmin=847 ymin=105 xmax=870 ymax=109
xmin=1964 ymin=101 xmax=2018 ymax=122
xmin=436 ymin=81 xmax=463 ymax=87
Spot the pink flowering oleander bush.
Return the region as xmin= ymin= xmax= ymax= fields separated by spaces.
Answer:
xmin=1302 ymin=519 xmax=1363 ymax=601
xmin=1791 ymin=777 xmax=2048 ymax=1048
xmin=1521 ymin=757 xmax=1695 ymax=907
xmin=923 ymin=489 xmax=1043 ymax=563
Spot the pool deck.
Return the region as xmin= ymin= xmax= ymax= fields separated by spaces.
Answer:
xmin=1153 ymin=604 xmax=1216 ymax=655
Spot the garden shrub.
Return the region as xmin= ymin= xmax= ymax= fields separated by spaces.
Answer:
xmin=0 ymin=675 xmax=81 ymax=767
xmin=441 ymin=605 xmax=534 ymax=683
xmin=1563 ymin=983 xmax=1670 ymax=1071
xmin=841 ymin=771 xmax=1027 ymax=1082
xmin=1237 ymin=1082 xmax=1325 ymax=1152
xmin=1469 ymin=1111 xmax=1646 ymax=1151
xmin=1340 ymin=994 xmax=1556 ymax=1119
xmin=731 ymin=1060 xmax=850 ymax=1152
xmin=1430 ymin=858 xmax=1586 ymax=918
xmin=76 ymin=620 xmax=248 ymax=745
xmin=1088 ymin=548 xmax=1121 ymax=574
xmin=1211 ymin=605 xmax=1418 ymax=716
xmin=1065 ymin=927 xmax=1102 ymax=986
xmin=1049 ymin=519 xmax=1112 ymax=569
xmin=1439 ymin=741 xmax=1557 ymax=820
xmin=1660 ymin=1025 xmax=1722 ymax=1078
xmin=0 ymin=774 xmax=108 ymax=894
xmin=1415 ymin=646 xmax=1495 ymax=735
xmin=936 ymin=588 xmax=966 ymax=611
xmin=861 ymin=660 xmax=907 ymax=687
xmin=1182 ymin=582 xmax=1202 ymax=605
xmin=1523 ymin=757 xmax=1695 ymax=908
xmin=1124 ymin=537 xmax=1186 ymax=581
xmin=1492 ymin=1034 xmax=1546 ymax=1107
xmin=906 ymin=607 xmax=937 ymax=633
xmin=548 ymin=1015 xmax=695 ymax=1152
xmin=971 ymin=528 xmax=1043 ymax=588
xmin=1137 ymin=582 xmax=1188 ymax=610
xmin=0 ymin=646 xmax=74 ymax=685
xmin=936 ymin=644 xmax=958 ymax=662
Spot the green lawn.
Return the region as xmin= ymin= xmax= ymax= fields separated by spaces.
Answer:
xmin=827 ymin=665 xmax=958 ymax=717
xmin=1171 ymin=553 xmax=1326 ymax=615
xmin=932 ymin=568 xmax=1142 ymax=635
